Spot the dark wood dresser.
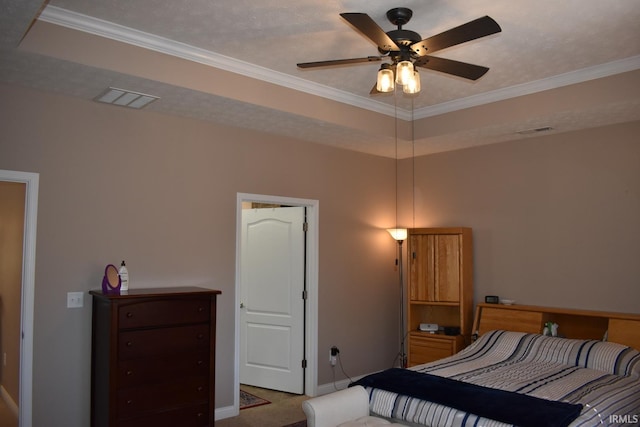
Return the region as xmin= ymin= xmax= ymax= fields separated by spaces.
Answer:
xmin=90 ymin=287 xmax=221 ymax=427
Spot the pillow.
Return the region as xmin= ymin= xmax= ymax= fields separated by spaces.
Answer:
xmin=575 ymin=340 xmax=640 ymax=377
xmin=487 ymin=331 xmax=640 ymax=377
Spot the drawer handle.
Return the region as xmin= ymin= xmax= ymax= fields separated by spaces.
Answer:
xmin=197 ymin=360 xmax=203 ymax=366
xmin=197 ymin=413 xmax=204 ymax=418
xmin=198 ymin=307 xmax=204 ymax=312
xmin=126 ymin=312 xmax=133 ymax=318
xmin=126 ymin=341 xmax=133 ymax=347
xmin=197 ymin=386 xmax=203 ymax=392
xmin=126 ymin=370 xmax=133 ymax=376
xmin=197 ymin=334 xmax=204 ymax=340
xmin=126 ymin=399 xmax=133 ymax=405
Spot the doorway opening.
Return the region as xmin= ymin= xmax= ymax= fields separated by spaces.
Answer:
xmin=0 ymin=169 xmax=38 ymax=427
xmin=234 ymin=193 xmax=318 ymax=414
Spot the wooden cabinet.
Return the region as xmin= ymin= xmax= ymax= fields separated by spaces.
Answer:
xmin=407 ymin=228 xmax=473 ymax=366
xmin=90 ymin=287 xmax=221 ymax=427
xmin=409 ymin=233 xmax=462 ymax=303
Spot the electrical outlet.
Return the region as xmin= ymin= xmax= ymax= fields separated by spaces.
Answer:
xmin=67 ymin=292 xmax=84 ymax=308
xmin=329 ymin=346 xmax=339 ymax=366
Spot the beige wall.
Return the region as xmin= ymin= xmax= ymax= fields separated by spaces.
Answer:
xmin=1 ymin=81 xmax=639 ymax=427
xmin=0 ymin=84 xmax=399 ymax=427
xmin=400 ymin=121 xmax=640 ymax=314
xmin=0 ymin=181 xmax=25 ymax=403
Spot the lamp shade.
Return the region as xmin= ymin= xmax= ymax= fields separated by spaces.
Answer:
xmin=403 ymin=70 xmax=421 ymax=94
xmin=387 ymin=228 xmax=408 ymax=241
xmin=377 ymin=67 xmax=395 ymax=93
xmin=395 ymin=61 xmax=414 ymax=85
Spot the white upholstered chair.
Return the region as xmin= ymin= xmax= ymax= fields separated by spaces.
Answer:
xmin=302 ymin=385 xmax=407 ymax=427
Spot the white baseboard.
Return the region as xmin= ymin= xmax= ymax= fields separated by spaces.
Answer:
xmin=316 ymin=377 xmax=356 ymax=396
xmin=215 ymin=404 xmax=237 ymax=421
xmin=0 ymin=385 xmax=19 ymax=419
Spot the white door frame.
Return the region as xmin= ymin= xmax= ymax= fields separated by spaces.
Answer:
xmin=234 ymin=193 xmax=318 ymax=412
xmin=0 ymin=169 xmax=38 ymax=427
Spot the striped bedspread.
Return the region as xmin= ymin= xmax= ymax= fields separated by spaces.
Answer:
xmin=366 ymin=330 xmax=640 ymax=427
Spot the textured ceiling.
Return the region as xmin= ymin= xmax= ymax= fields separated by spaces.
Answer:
xmin=1 ymin=0 xmax=639 ymax=158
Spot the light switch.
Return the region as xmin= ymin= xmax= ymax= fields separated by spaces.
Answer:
xmin=67 ymin=292 xmax=84 ymax=308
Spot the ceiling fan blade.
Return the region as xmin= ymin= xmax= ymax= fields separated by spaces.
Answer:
xmin=340 ymin=13 xmax=400 ymax=52
xmin=414 ymin=56 xmax=489 ymax=80
xmin=410 ymin=16 xmax=501 ymax=56
xmin=297 ymin=56 xmax=383 ymax=69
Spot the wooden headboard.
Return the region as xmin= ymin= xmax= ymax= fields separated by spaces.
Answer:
xmin=473 ymin=303 xmax=640 ymax=351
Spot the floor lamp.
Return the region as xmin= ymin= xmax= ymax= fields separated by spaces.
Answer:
xmin=388 ymin=228 xmax=408 ymax=368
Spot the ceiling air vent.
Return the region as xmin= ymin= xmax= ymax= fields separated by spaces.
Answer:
xmin=516 ymin=126 xmax=554 ymax=135
xmin=94 ymin=87 xmax=159 ymax=109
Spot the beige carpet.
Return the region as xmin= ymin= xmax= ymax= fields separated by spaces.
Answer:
xmin=217 ymin=385 xmax=309 ymax=427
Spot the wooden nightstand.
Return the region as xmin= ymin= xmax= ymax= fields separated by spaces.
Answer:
xmin=408 ymin=332 xmax=465 ymax=366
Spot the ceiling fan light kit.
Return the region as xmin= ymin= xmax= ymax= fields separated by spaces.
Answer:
xmin=376 ymin=64 xmax=395 ymax=92
xmin=297 ymin=7 xmax=502 ymax=96
xmin=395 ymin=60 xmax=415 ymax=85
xmin=403 ymin=70 xmax=421 ymax=95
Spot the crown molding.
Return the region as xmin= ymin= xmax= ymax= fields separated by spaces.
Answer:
xmin=39 ymin=6 xmax=409 ymax=119
xmin=40 ymin=6 xmax=639 ymax=123
xmin=413 ymin=55 xmax=640 ymax=119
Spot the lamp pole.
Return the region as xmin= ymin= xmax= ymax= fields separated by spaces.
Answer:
xmin=398 ymin=238 xmax=407 ymax=368
xmin=388 ymin=228 xmax=408 ymax=368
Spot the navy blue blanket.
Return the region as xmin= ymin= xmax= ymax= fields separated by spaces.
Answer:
xmin=352 ymin=368 xmax=583 ymax=427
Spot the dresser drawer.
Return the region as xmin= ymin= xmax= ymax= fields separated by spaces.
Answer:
xmin=408 ymin=333 xmax=464 ymax=366
xmin=119 ymin=324 xmax=210 ymax=360
xmin=118 ymin=350 xmax=209 ymax=387
xmin=117 ymin=404 xmax=209 ymax=427
xmin=118 ymin=298 xmax=210 ymax=329
xmin=117 ymin=377 xmax=209 ymax=418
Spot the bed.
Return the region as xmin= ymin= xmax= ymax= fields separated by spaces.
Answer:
xmin=352 ymin=305 xmax=640 ymax=427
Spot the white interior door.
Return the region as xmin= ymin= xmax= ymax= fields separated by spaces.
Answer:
xmin=240 ymin=206 xmax=305 ymax=394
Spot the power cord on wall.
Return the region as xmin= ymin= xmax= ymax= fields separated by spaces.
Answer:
xmin=331 ymin=349 xmax=354 ymax=390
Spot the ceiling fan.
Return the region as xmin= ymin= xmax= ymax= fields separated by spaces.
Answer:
xmin=297 ymin=8 xmax=501 ymax=94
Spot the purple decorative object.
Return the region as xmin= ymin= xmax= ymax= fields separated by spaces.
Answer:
xmin=102 ymin=264 xmax=121 ymax=293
